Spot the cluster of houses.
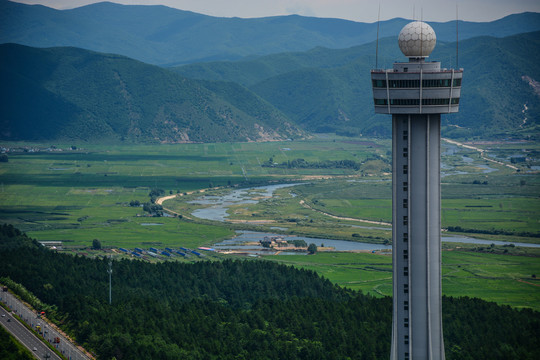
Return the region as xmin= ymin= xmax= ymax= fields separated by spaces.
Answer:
xmin=260 ymin=236 xmax=301 ymax=249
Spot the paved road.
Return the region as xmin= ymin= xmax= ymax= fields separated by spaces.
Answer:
xmin=0 ymin=305 xmax=60 ymax=360
xmin=1 ymin=290 xmax=91 ymax=360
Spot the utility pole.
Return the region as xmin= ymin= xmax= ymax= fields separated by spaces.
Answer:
xmin=107 ymin=256 xmax=112 ymax=305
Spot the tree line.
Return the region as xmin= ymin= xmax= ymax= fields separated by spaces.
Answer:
xmin=447 ymin=225 xmax=540 ymax=238
xmin=0 ymin=224 xmax=538 ymax=359
xmin=263 ymin=158 xmax=363 ymax=170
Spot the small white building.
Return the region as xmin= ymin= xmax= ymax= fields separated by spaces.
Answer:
xmin=39 ymin=241 xmax=63 ymax=250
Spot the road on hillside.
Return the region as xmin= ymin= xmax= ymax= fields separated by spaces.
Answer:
xmin=0 ymin=305 xmax=60 ymax=360
xmin=1 ymin=290 xmax=91 ymax=360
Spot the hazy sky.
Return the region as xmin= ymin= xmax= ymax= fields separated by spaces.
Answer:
xmin=11 ymin=0 xmax=540 ymax=23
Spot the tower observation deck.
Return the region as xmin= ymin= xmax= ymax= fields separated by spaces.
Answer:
xmin=371 ymin=21 xmax=463 ymax=360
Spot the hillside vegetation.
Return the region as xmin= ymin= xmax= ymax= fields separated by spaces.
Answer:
xmin=2 ymin=29 xmax=538 ymax=142
xmin=176 ymin=31 xmax=540 ymax=139
xmin=1 ymin=225 xmax=539 ymax=359
xmin=2 ymin=0 xmax=539 ymax=65
xmin=0 ymin=44 xmax=302 ymax=143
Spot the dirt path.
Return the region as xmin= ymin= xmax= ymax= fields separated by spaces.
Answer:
xmin=442 ymin=138 xmax=518 ymax=171
xmin=299 ymin=200 xmax=391 ymax=226
xmin=156 ymin=186 xmax=224 ymax=206
xmin=155 ymin=192 xmax=193 ymax=219
xmin=517 ymin=279 xmax=540 ymax=287
xmin=155 ymin=194 xmax=177 ymax=205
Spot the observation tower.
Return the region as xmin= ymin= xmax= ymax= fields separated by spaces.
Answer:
xmin=371 ymin=22 xmax=463 ymax=360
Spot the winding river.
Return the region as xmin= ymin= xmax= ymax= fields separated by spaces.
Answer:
xmin=187 ymin=183 xmax=540 ymax=251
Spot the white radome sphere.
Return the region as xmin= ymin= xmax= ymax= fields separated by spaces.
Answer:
xmin=398 ymin=21 xmax=436 ymax=57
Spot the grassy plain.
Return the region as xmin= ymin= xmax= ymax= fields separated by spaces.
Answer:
xmin=0 ymin=138 xmax=389 ymax=247
xmin=0 ymin=137 xmax=539 ymax=310
xmin=268 ymin=249 xmax=540 ymax=311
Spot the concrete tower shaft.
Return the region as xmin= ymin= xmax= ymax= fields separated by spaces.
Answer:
xmin=370 ymin=21 xmax=463 ymax=360
xmin=390 ymin=114 xmax=444 ymax=360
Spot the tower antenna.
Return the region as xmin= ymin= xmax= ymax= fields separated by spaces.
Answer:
xmin=107 ymin=256 xmax=113 ymax=304
xmin=456 ymin=3 xmax=459 ymax=68
xmin=375 ymin=3 xmax=381 ymax=69
xmin=420 ymin=9 xmax=424 ymax=57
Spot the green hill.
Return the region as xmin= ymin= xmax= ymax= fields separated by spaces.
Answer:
xmin=176 ymin=32 xmax=540 ymax=139
xmin=0 ymin=44 xmax=303 ymax=143
xmin=1 ymin=0 xmax=539 ymax=65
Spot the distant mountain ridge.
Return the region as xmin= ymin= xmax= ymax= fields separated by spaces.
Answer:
xmin=1 ymin=0 xmax=540 ymax=65
xmin=0 ymin=44 xmax=303 ymax=143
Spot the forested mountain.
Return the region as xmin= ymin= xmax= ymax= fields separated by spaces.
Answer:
xmin=0 ymin=225 xmax=539 ymax=359
xmin=176 ymin=31 xmax=540 ymax=139
xmin=2 ymin=28 xmax=538 ymax=142
xmin=1 ymin=0 xmax=539 ymax=65
xmin=0 ymin=44 xmax=303 ymax=143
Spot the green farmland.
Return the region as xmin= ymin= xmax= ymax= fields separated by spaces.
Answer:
xmin=268 ymin=249 xmax=540 ymax=311
xmin=0 ymin=138 xmax=390 ymax=246
xmin=0 ymin=137 xmax=539 ymax=310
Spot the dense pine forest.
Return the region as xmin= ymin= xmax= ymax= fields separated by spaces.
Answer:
xmin=0 ymin=224 xmax=539 ymax=359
